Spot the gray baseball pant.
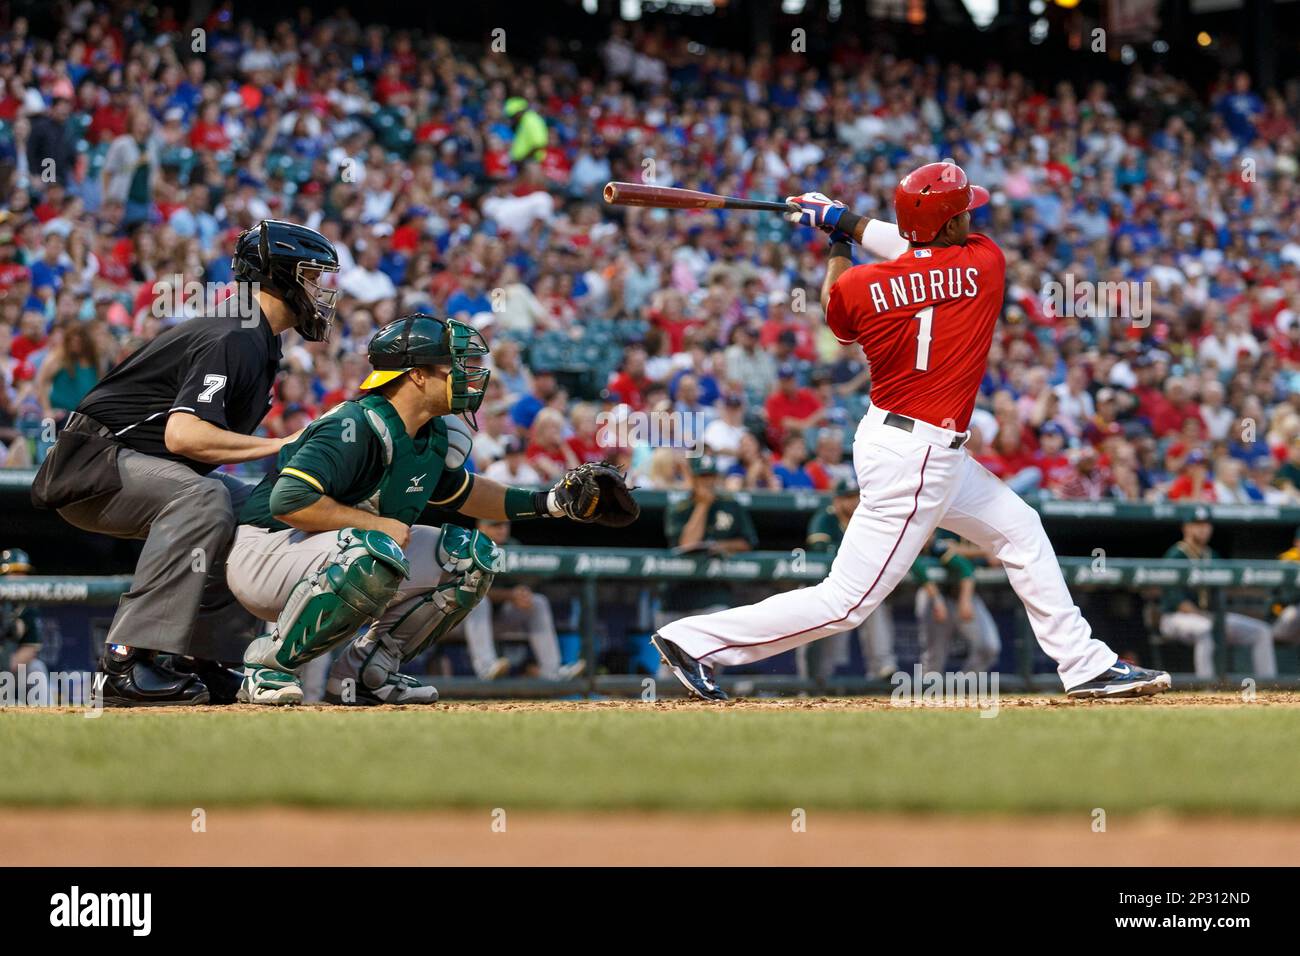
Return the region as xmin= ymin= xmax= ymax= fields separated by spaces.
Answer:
xmin=463 ymin=594 xmax=562 ymax=679
xmin=796 ymin=605 xmax=898 ymax=680
xmin=915 ymin=590 xmax=1001 ymax=674
xmin=57 ymin=447 xmax=258 ymax=663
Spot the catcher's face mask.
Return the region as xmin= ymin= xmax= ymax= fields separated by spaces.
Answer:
xmin=445 ymin=319 xmax=491 ymax=427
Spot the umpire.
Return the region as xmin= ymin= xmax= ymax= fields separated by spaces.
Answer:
xmin=32 ymin=220 xmax=340 ymax=706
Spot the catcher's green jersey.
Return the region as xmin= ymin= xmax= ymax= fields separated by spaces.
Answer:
xmin=240 ymin=394 xmax=471 ymax=531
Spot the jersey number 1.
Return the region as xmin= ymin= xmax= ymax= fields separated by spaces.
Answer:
xmin=911 ymin=306 xmax=934 ymax=371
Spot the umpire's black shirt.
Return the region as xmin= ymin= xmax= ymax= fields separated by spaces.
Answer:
xmin=78 ymin=314 xmax=282 ymax=475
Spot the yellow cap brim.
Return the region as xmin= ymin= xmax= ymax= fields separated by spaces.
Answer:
xmin=359 ymin=368 xmax=409 ymax=390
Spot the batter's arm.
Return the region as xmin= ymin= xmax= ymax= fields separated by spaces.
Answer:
xmin=821 ymin=248 xmax=854 ymax=313
xmin=850 ymin=218 xmax=911 ymax=260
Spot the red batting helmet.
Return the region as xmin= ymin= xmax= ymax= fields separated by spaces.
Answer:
xmin=894 ymin=162 xmax=990 ymax=243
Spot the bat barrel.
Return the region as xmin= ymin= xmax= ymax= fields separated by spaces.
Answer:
xmin=603 ymin=181 xmax=790 ymax=213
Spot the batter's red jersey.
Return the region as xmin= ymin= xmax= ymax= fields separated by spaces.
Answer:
xmin=826 ymin=233 xmax=1006 ymax=432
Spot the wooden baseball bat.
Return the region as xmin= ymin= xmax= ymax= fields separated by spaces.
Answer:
xmin=603 ymin=181 xmax=791 ymax=213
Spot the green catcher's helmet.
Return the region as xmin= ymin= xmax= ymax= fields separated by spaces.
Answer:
xmin=361 ymin=315 xmax=491 ymax=426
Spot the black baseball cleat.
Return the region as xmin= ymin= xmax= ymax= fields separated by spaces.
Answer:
xmin=168 ymin=657 xmax=243 ymax=705
xmin=96 ymin=645 xmax=211 ymax=707
xmin=649 ymin=633 xmax=728 ymax=701
xmin=1066 ymin=661 xmax=1171 ymax=700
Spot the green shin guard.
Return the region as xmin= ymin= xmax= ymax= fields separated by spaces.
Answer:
xmin=328 ymin=526 xmax=502 ymax=702
xmin=267 ymin=529 xmax=409 ymax=670
xmin=395 ymin=525 xmax=502 ymax=661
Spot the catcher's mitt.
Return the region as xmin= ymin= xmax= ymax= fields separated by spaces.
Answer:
xmin=551 ymin=462 xmax=641 ymax=527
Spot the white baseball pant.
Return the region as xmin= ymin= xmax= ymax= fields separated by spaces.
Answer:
xmin=659 ymin=404 xmax=1119 ymax=689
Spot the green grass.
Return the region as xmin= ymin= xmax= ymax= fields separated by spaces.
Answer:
xmin=2 ymin=705 xmax=1299 ymax=814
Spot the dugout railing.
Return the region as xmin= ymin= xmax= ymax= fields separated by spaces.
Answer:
xmin=4 ymin=552 xmax=1298 ymax=698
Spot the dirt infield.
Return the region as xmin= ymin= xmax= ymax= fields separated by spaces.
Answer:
xmin=26 ymin=689 xmax=1300 ymax=716
xmin=5 ymin=807 xmax=1299 ymax=866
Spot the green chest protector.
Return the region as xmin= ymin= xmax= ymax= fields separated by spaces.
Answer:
xmin=352 ymin=394 xmax=449 ymax=525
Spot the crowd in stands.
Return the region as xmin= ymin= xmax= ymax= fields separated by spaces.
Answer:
xmin=3 ymin=4 xmax=1300 ymax=512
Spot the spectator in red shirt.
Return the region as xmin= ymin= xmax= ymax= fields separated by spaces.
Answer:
xmin=758 ymin=291 xmax=817 ymax=362
xmin=1270 ymin=323 xmax=1300 ymax=369
xmin=11 ymin=311 xmax=48 ymax=363
xmin=88 ymin=86 xmax=129 ymax=144
xmin=988 ymin=422 xmax=1037 ymax=480
xmin=647 ymin=289 xmax=701 ymax=355
xmin=763 ymin=364 xmax=823 ymax=451
xmin=566 ymin=402 xmax=606 ymax=463
xmin=605 ymin=345 xmax=650 ymax=412
xmin=540 ymin=129 xmax=571 ymax=186
xmin=319 ymin=352 xmax=368 ymax=408
xmin=1166 ymin=449 xmax=1217 ymax=502
xmin=373 ymin=61 xmax=413 ymax=108
xmin=0 ymin=228 xmax=30 ymax=296
xmin=188 ymin=101 xmax=229 ymax=152
xmin=1053 ymin=446 xmax=1114 ymax=500
xmin=1131 ymin=353 xmax=1173 ymax=430
xmin=804 ymin=427 xmax=852 ymax=490
xmin=525 ymin=407 xmax=579 ymax=482
xmin=1150 ymin=376 xmax=1207 ymax=439
xmin=1034 ymin=422 xmax=1075 ymax=492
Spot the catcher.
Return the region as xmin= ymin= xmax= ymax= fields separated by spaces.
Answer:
xmin=225 ymin=314 xmax=637 ymax=705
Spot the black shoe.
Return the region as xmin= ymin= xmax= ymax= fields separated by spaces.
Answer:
xmin=649 ymin=633 xmax=728 ymax=701
xmin=168 ymin=657 xmax=242 ymax=705
xmin=1066 ymin=661 xmax=1172 ymax=700
xmin=97 ymin=645 xmax=211 ymax=707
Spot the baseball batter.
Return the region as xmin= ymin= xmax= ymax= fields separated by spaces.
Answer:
xmin=651 ymin=162 xmax=1172 ymax=701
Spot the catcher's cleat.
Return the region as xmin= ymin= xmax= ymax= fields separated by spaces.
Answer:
xmin=324 ymin=670 xmax=439 ymax=706
xmin=237 ymin=666 xmax=304 ymax=705
xmin=96 ymin=645 xmax=210 ymax=707
xmin=650 ymin=632 xmax=728 ymax=701
xmin=1066 ymin=662 xmax=1171 ymax=700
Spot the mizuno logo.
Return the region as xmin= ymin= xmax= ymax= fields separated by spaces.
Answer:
xmin=406 ymin=474 xmax=427 ymax=493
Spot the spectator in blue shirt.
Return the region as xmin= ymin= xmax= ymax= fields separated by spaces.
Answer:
xmin=773 ymin=434 xmax=816 ymax=490
xmin=511 ymin=371 xmax=559 ymax=430
xmin=28 ymin=232 xmax=69 ymax=304
xmin=447 ymin=270 xmax=494 ymax=320
xmin=1216 ymin=72 xmax=1263 ymax=143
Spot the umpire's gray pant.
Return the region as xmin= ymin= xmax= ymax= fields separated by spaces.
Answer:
xmin=57 ymin=448 xmax=258 ymax=663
